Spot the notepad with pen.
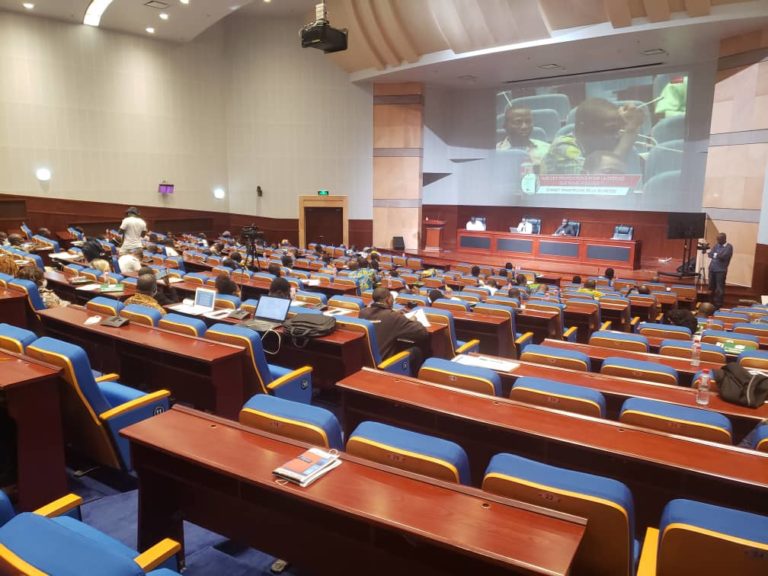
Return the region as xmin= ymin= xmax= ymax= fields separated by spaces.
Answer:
xmin=273 ymin=447 xmax=341 ymax=487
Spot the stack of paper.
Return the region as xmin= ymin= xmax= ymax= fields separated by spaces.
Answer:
xmin=273 ymin=447 xmax=341 ymax=487
xmin=453 ymin=354 xmax=519 ymax=372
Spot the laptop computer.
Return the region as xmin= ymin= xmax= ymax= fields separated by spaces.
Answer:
xmin=169 ymin=287 xmax=217 ymax=316
xmin=244 ymin=295 xmax=291 ymax=332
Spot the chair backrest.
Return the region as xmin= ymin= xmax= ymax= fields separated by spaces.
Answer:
xmin=418 ymin=357 xmax=501 ymax=396
xmin=737 ymin=350 xmax=768 ymax=370
xmin=328 ymin=295 xmax=364 ymax=311
xmin=215 ymin=294 xmax=241 ymax=310
xmin=204 ymin=323 xmax=273 ymax=397
xmin=612 ymin=225 xmax=634 ymax=240
xmin=483 ymin=453 xmax=636 ymax=576
xmin=294 ymin=290 xmax=327 ymax=306
xmin=158 ymin=313 xmax=207 ymax=337
xmin=421 ymin=308 xmax=459 ymax=350
xmin=239 ymin=394 xmax=343 ymax=450
xmin=619 ymin=397 xmax=732 ymax=443
xmin=658 ymin=339 xmax=726 ymax=363
xmin=601 ymin=357 xmax=678 ymax=385
xmin=637 ymin=322 xmax=691 ymax=340
xmin=431 ymin=298 xmax=471 ymax=312
xmin=520 ymin=344 xmax=591 ymax=371
xmin=511 ymin=377 xmax=606 ymax=418
xmin=395 ymin=293 xmax=430 ymax=307
xmin=85 ymin=296 xmax=125 ymax=317
xmin=0 ymin=323 xmax=37 ymax=353
xmin=8 ymin=278 xmax=45 ymax=312
xmin=120 ymin=304 xmax=162 ymax=327
xmin=335 ymin=316 xmax=382 ymax=366
xmin=486 ymin=295 xmax=520 ymax=308
xmin=733 ymin=322 xmax=768 ymax=337
xmin=701 ymin=329 xmax=760 ymax=349
xmin=589 ymin=330 xmax=649 ymax=353
xmin=347 ymin=421 xmax=470 ymax=484
xmin=26 ymin=337 xmax=121 ymax=469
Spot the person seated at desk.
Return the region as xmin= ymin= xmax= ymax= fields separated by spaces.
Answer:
xmin=7 ymin=233 xmax=24 ymax=247
xmin=124 ymin=274 xmax=167 ymax=315
xmin=0 ymin=231 xmax=8 ymax=246
xmin=267 ymin=262 xmax=282 ymax=277
xmin=577 ymin=279 xmax=604 ymax=299
xmin=269 ymin=277 xmax=292 ymax=299
xmin=138 ymin=266 xmax=179 ymax=306
xmin=215 ymin=274 xmax=241 ymax=298
xmin=664 ymin=308 xmax=698 ymax=334
xmin=465 ymin=217 xmax=486 ymax=231
xmin=516 ymin=218 xmax=533 ymax=234
xmin=360 ymin=286 xmax=429 ymax=372
xmin=496 ymin=107 xmax=550 ymax=167
xmin=0 ymin=253 xmax=18 ymax=276
xmin=553 ymin=219 xmax=578 ymax=237
xmin=17 ymin=266 xmax=69 ymax=308
xmin=118 ymin=247 xmax=143 ymax=275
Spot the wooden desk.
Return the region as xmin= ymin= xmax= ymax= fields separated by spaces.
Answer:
xmin=561 ymin=301 xmax=600 ymax=343
xmin=0 ymin=351 xmax=67 ymax=510
xmin=37 ymin=306 xmax=247 ymax=419
xmin=0 ymin=288 xmax=28 ymax=328
xmin=515 ymin=308 xmax=560 ymax=343
xmin=541 ymin=338 xmax=723 ymax=386
xmin=338 ymin=369 xmax=768 ymax=530
xmin=123 ymin=406 xmax=585 ymax=576
xmin=446 ymin=310 xmax=515 ymax=358
xmin=45 ymin=270 xmax=136 ymax=305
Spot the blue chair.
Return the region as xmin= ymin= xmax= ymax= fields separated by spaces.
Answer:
xmin=346 ymin=421 xmax=470 ymax=484
xmin=701 ymin=329 xmax=760 ymax=350
xmin=25 ymin=337 xmax=170 ymax=470
xmin=418 ymin=357 xmax=501 ymax=396
xmin=0 ymin=491 xmax=180 ymax=575
xmin=294 ymin=290 xmax=327 ymax=306
xmin=183 ymin=272 xmax=210 ymax=285
xmin=239 ymin=394 xmax=343 ymax=450
xmin=619 ymin=397 xmax=732 ymax=443
xmin=121 ymin=304 xmax=163 ymax=327
xmin=421 ymin=307 xmax=480 ymax=357
xmin=638 ymin=499 xmax=768 ymax=576
xmin=713 ymin=310 xmax=750 ymax=323
xmin=158 ymin=313 xmax=207 ymax=337
xmin=658 ymin=339 xmax=726 ymax=364
xmin=509 ymin=93 xmax=571 ymax=121
xmin=589 ymin=330 xmax=650 ymax=353
xmin=636 ymin=322 xmax=691 ymax=340
xmin=511 ymin=377 xmax=606 ymax=418
xmin=643 ymin=170 xmax=680 ymax=196
xmin=525 ymin=300 xmax=578 ymax=341
xmin=751 ymin=423 xmax=768 ymax=452
xmin=738 ymin=349 xmax=768 ymax=370
xmin=531 ymin=108 xmax=561 ymax=141
xmin=86 ymin=296 xmax=125 ymax=317
xmin=485 ymin=294 xmax=520 ymax=308
xmin=432 ymin=297 xmax=471 ymax=312
xmin=0 ymin=323 xmax=37 ymax=353
xmin=601 ymin=357 xmax=678 ymax=385
xmin=612 ymin=224 xmax=634 ymax=240
xmin=215 ymin=294 xmax=241 ymax=310
xmin=733 ymin=322 xmax=768 ymax=338
xmin=33 ymin=234 xmax=60 ymax=252
xmin=334 ymin=316 xmax=413 ymax=375
xmin=205 ymin=323 xmax=312 ymax=403
xmin=328 ymin=295 xmax=364 ymax=311
xmin=19 ymin=222 xmax=33 ymax=239
xmin=395 ymin=293 xmax=430 ymax=307
xmin=473 ymin=302 xmax=534 ymax=353
xmin=8 ymin=278 xmax=45 ymax=312
xmin=520 ymin=344 xmax=591 ymax=371
xmin=483 ymin=453 xmax=637 ymax=576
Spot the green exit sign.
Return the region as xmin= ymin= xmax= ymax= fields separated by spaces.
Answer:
xmin=317 ymin=190 xmax=329 ymax=196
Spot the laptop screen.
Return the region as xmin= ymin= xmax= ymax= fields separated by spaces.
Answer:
xmin=194 ymin=288 xmax=217 ymax=310
xmin=255 ymin=295 xmax=291 ymax=321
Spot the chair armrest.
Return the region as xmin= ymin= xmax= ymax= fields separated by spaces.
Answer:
xmin=33 ymin=493 xmax=83 ymax=518
xmin=456 ymin=338 xmax=481 ymax=355
xmin=514 ymin=332 xmax=534 ymax=354
xmin=600 ymin=320 xmax=612 ymax=331
xmin=636 ymin=527 xmax=659 ymax=576
xmin=99 ymin=390 xmax=171 ymax=421
xmin=267 ymin=366 xmax=313 ymax=404
xmin=95 ymin=373 xmax=120 ymax=383
xmin=134 ymin=538 xmax=181 ymax=572
xmin=655 ymin=312 xmax=664 ymax=322
xmin=630 ymin=316 xmax=641 ymax=328
xmin=378 ymin=350 xmax=412 ymax=376
xmin=564 ymin=326 xmax=578 ymax=342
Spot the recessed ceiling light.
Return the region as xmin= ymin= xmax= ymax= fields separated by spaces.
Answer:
xmin=641 ymin=48 xmax=667 ymax=56
xmin=146 ymin=27 xmax=155 ymax=34
xmin=263 ymin=0 xmax=272 ymax=3
xmin=83 ymin=0 xmax=114 ymax=27
xmin=159 ymin=12 xmax=169 ymax=20
xmin=22 ymin=3 xmax=34 ymax=10
xmin=213 ymin=187 xmax=226 ymax=199
xmin=537 ymin=64 xmax=563 ymax=70
xmin=179 ymin=0 xmax=189 ymax=4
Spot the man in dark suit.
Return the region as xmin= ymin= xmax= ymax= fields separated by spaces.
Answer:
xmin=708 ymin=232 xmax=733 ymax=309
xmin=553 ymin=218 xmax=578 ymax=236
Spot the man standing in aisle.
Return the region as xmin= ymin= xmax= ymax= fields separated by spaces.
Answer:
xmin=708 ymin=232 xmax=732 ymax=310
xmin=119 ymin=207 xmax=147 ymax=255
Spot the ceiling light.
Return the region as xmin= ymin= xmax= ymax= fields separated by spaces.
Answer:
xmin=180 ymin=0 xmax=189 ymax=4
xmin=641 ymin=48 xmax=667 ymax=56
xmin=159 ymin=12 xmax=169 ymax=20
xmin=537 ymin=64 xmax=563 ymax=70
xmin=213 ymin=187 xmax=226 ymax=199
xmin=35 ymin=167 xmax=52 ymax=182
xmin=83 ymin=0 xmax=114 ymax=27
xmin=146 ymin=27 xmax=155 ymax=34
xmin=263 ymin=0 xmax=272 ymax=3
xmin=22 ymin=3 xmax=34 ymax=10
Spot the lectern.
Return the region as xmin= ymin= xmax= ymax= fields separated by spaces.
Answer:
xmin=424 ymin=219 xmax=445 ymax=251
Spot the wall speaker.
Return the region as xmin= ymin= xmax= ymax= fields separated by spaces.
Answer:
xmin=392 ymin=236 xmax=405 ymax=251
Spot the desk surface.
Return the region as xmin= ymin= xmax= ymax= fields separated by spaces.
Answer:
xmin=123 ymin=406 xmax=585 ymax=576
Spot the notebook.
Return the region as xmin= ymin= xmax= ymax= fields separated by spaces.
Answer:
xmin=168 ymin=287 xmax=217 ymax=316
xmin=273 ymin=447 xmax=341 ymax=487
xmin=244 ymin=295 xmax=291 ymax=332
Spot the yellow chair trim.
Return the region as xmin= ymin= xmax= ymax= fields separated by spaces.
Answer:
xmin=336 ymin=320 xmax=377 ymax=364
xmin=94 ymin=373 xmax=120 ymax=383
xmin=122 ymin=311 xmax=157 ymax=326
xmin=205 ymin=329 xmax=269 ymax=394
xmin=563 ymin=326 xmax=578 ymax=339
xmin=33 ymin=493 xmax=83 ymax=518
xmin=267 ymin=366 xmax=312 ymax=391
xmin=0 ymin=335 xmax=23 ymax=354
xmin=86 ymin=303 xmax=118 ymax=315
xmin=515 ymin=332 xmax=534 ymax=344
xmin=661 ymin=523 xmax=768 ymax=551
xmin=483 ymin=471 xmax=631 ymax=524
xmin=521 ymin=352 xmax=588 ymax=371
xmin=600 ymin=321 xmax=612 ymax=331
xmin=240 ymin=407 xmax=328 ymax=446
xmin=603 ymin=366 xmax=677 ymax=384
xmin=455 ymin=339 xmax=480 ymax=355
xmin=347 ymin=436 xmax=460 ymax=483
xmin=378 ymin=350 xmax=410 ymax=370
xmin=512 ymin=386 xmax=603 ymax=415
xmin=620 ymin=410 xmax=732 ymax=441
xmin=99 ymin=390 xmax=171 ymax=421
xmin=757 ymin=437 xmax=768 ymax=451
xmin=636 ymin=527 xmax=659 ymax=576
xmin=134 ymin=538 xmax=182 ymax=572
xmin=159 ymin=319 xmax=199 ymax=336
xmin=590 ymin=336 xmax=647 ymax=351
xmin=419 ymin=366 xmax=496 ymax=396
xmin=0 ymin=543 xmax=46 ymax=576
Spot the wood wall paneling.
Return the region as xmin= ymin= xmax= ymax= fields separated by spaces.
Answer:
xmin=373 ymin=104 xmax=423 ymax=148
xmin=373 ymin=157 xmax=422 ymax=199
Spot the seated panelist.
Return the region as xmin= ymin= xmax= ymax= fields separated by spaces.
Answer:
xmin=553 ymin=218 xmax=577 ymax=236
xmin=516 ymin=218 xmax=533 ymax=234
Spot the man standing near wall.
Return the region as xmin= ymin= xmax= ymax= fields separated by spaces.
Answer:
xmin=708 ymin=232 xmax=732 ymax=309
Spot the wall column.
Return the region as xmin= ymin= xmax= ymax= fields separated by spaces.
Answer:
xmin=372 ymin=83 xmax=423 ymax=250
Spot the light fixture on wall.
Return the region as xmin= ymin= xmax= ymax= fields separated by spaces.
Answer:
xmin=35 ymin=167 xmax=52 ymax=182
xmin=83 ymin=0 xmax=114 ymax=27
xmin=213 ymin=187 xmax=226 ymax=199
xmin=22 ymin=3 xmax=34 ymax=10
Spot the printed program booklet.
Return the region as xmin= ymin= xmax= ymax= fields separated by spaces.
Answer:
xmin=273 ymin=447 xmax=341 ymax=487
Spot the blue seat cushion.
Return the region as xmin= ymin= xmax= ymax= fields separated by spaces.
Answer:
xmin=98 ymin=380 xmax=145 ymax=408
xmin=660 ymin=498 xmax=768 ymax=546
xmin=590 ymin=330 xmax=649 ymax=350
xmin=349 ymin=421 xmax=470 ymax=484
xmin=160 ymin=313 xmax=206 ymax=336
xmin=638 ymin=322 xmax=691 ymax=337
xmin=659 ymin=339 xmax=723 ymax=355
xmin=0 ymin=323 xmax=37 ymax=351
xmin=512 ymin=377 xmax=606 ymax=416
xmin=602 ymin=357 xmax=678 ymax=383
xmin=754 ymin=423 xmax=768 ymax=450
xmin=620 ymin=397 xmax=732 ymax=435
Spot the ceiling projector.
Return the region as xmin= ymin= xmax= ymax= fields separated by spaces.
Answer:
xmin=300 ymin=2 xmax=348 ymax=54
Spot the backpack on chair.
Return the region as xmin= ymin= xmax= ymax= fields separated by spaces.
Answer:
xmin=715 ymin=363 xmax=768 ymax=408
xmin=283 ymin=314 xmax=336 ymax=348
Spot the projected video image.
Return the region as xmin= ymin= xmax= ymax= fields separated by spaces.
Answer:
xmin=495 ymin=72 xmax=687 ymax=201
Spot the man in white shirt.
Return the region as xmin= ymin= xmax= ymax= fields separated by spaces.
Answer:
xmin=118 ymin=247 xmax=143 ymax=274
xmin=119 ymin=207 xmax=147 ymax=255
xmin=466 ymin=217 xmax=486 ymax=231
xmin=517 ymin=218 xmax=533 ymax=234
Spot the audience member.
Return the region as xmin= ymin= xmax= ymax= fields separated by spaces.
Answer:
xmin=0 ymin=232 xmax=8 ymax=246
xmin=708 ymin=232 xmax=733 ymax=310
xmin=428 ymin=289 xmax=444 ymax=304
xmin=664 ymin=308 xmax=698 ymax=334
xmin=578 ymin=279 xmax=604 ymax=298
xmin=269 ymin=277 xmax=292 ymax=299
xmin=137 ymin=266 xmax=179 ymax=305
xmin=118 ymin=247 xmax=143 ymax=275
xmin=17 ymin=266 xmax=69 ymax=308
xmin=119 ymin=207 xmax=147 ymax=255
xmin=36 ymin=227 xmax=53 ymax=238
xmin=267 ymin=262 xmax=282 ymax=277
xmin=215 ymin=274 xmax=241 ymax=297
xmin=604 ymin=267 xmax=615 ymax=287
xmin=496 ymin=107 xmax=550 ymax=166
xmin=124 ymin=274 xmax=166 ymax=315
xmin=516 ymin=218 xmax=533 ymax=234
xmin=553 ymin=218 xmax=578 ymax=236
xmin=470 ymin=265 xmax=481 ymax=278
xmin=572 ymin=275 xmax=582 ymax=284
xmin=0 ymin=253 xmax=19 ymax=276
xmin=7 ymin=234 xmax=23 ymax=247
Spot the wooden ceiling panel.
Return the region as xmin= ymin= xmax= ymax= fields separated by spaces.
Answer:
xmin=643 ymin=0 xmax=672 ymax=21
xmin=604 ymin=0 xmax=634 ymax=27
xmin=540 ymin=0 xmax=608 ymax=30
xmin=684 ymin=0 xmax=712 ymax=16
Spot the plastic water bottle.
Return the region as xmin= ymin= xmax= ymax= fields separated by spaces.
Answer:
xmin=691 ymin=340 xmax=701 ymax=367
xmin=696 ymin=369 xmax=710 ymax=406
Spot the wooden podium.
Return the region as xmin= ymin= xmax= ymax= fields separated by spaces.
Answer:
xmin=424 ymin=219 xmax=445 ymax=251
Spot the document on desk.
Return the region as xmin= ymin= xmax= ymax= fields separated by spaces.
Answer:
xmin=453 ymin=354 xmax=519 ymax=373
xmin=75 ymin=283 xmax=102 ymax=292
xmin=306 ymin=279 xmax=321 ymax=287
xmin=405 ymin=308 xmax=431 ymax=327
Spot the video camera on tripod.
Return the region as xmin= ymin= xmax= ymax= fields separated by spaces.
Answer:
xmin=240 ymin=225 xmax=264 ymax=243
xmin=240 ymin=224 xmax=265 ymax=270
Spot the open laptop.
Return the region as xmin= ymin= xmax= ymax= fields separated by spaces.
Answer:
xmin=169 ymin=287 xmax=217 ymax=316
xmin=244 ymin=295 xmax=291 ymax=332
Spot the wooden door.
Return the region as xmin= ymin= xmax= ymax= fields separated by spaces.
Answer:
xmin=305 ymin=207 xmax=343 ymax=246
